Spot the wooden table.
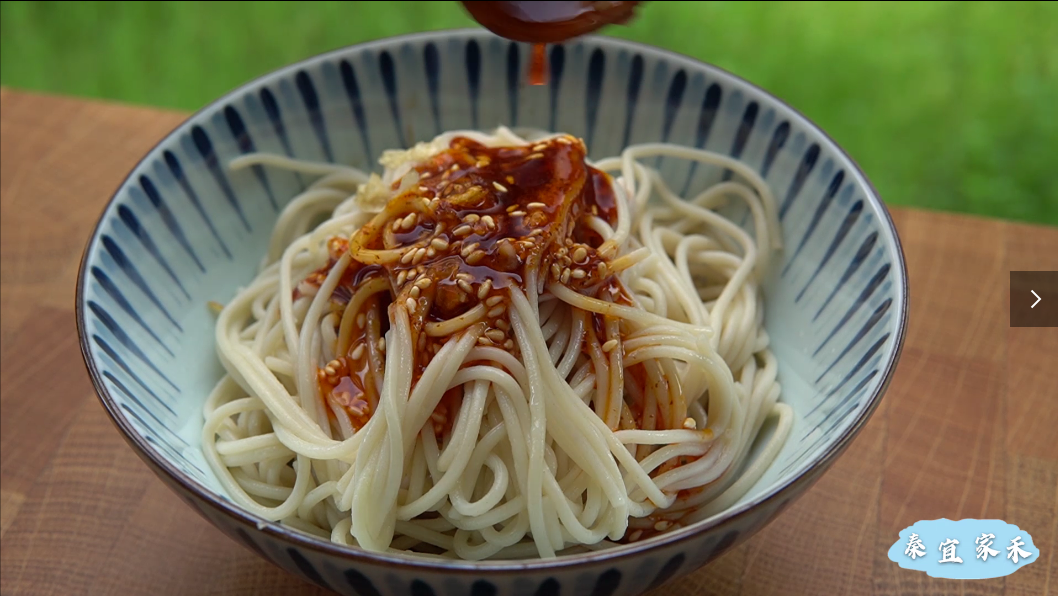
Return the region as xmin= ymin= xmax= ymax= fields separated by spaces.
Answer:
xmin=1 ymin=88 xmax=1055 ymax=595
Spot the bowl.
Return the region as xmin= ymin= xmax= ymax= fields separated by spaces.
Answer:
xmin=76 ymin=29 xmax=908 ymax=596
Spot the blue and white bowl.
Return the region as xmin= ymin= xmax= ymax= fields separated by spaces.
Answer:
xmin=77 ymin=30 xmax=908 ymax=596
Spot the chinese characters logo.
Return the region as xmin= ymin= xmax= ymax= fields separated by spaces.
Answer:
xmin=904 ymin=533 xmax=926 ymax=560
xmin=937 ymin=538 xmax=963 ymax=564
xmin=889 ymin=519 xmax=1038 ymax=580
xmin=975 ymin=533 xmax=999 ymax=562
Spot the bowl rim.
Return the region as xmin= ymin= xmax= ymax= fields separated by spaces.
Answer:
xmin=76 ymin=27 xmax=909 ymax=573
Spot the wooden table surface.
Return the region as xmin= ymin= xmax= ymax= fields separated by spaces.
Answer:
xmin=1 ymin=88 xmax=1055 ymax=595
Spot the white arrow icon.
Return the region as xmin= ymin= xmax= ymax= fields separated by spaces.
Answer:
xmin=1031 ymin=290 xmax=1041 ymax=308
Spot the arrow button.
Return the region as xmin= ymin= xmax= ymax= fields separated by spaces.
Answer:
xmin=1011 ymin=272 xmax=1058 ymax=327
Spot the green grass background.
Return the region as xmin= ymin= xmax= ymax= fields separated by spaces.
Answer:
xmin=2 ymin=1 xmax=1055 ymax=225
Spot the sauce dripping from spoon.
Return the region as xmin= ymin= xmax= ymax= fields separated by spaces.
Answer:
xmin=461 ymin=1 xmax=642 ymax=86
xmin=528 ymin=43 xmax=548 ymax=86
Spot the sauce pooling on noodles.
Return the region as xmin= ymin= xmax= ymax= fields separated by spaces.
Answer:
xmin=311 ymin=135 xmax=631 ymax=432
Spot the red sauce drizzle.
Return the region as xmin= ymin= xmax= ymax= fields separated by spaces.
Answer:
xmin=529 ymin=43 xmax=548 ymax=86
xmin=302 ymin=134 xmax=623 ymax=430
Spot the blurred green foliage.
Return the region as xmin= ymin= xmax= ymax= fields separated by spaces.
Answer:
xmin=2 ymin=1 xmax=1055 ymax=224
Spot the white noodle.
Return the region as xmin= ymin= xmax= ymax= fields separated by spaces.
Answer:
xmin=202 ymin=127 xmax=791 ymax=560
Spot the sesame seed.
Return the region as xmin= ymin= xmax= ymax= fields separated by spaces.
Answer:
xmin=461 ymin=242 xmax=480 ymax=258
xmin=324 ymin=365 xmax=336 ymax=376
xmin=572 ymin=247 xmax=588 ymax=262
xmin=426 ymin=247 xmax=437 ymax=258
xmin=430 ymin=237 xmax=449 ymax=250
xmin=485 ymin=329 xmax=506 ymax=342
xmin=628 ymin=530 xmax=643 ymax=542
xmin=493 ymin=181 xmax=508 ymax=193
xmin=550 ymin=263 xmax=561 ymax=278
xmin=351 ymin=344 xmax=366 ymax=360
xmin=506 ymin=175 xmax=515 ymax=184
xmin=682 ymin=417 xmax=697 ymax=429
xmin=400 ymin=213 xmax=418 ymax=230
xmin=532 ymin=143 xmax=547 ymax=151
xmin=450 ymin=163 xmax=459 ymax=171
xmin=410 ymin=286 xmax=421 ymax=299
xmin=495 ymin=319 xmax=510 ymax=331
xmin=602 ymin=339 xmax=618 ymax=352
xmin=556 ymin=137 xmax=572 ymax=145
xmin=356 ymin=313 xmax=366 ymax=328
xmin=453 ymin=224 xmax=472 ymax=237
xmin=465 ymin=213 xmax=480 ymax=224
xmin=528 ymin=152 xmax=544 ymax=159
xmin=457 ymin=279 xmax=474 ymax=294
xmin=405 ymin=297 xmax=417 ymax=311
xmin=396 ymin=270 xmax=408 ymax=285
xmin=415 ymin=277 xmax=432 ymax=289
xmin=477 ymin=336 xmax=493 ymax=346
xmin=391 ymin=220 xmax=402 ymax=231
xmin=477 ymin=279 xmax=492 ymax=299
xmin=377 ymin=337 xmax=386 ymax=351
xmin=571 ymin=269 xmax=586 ymax=279
xmin=487 ymin=304 xmax=506 ymax=318
xmin=504 ymin=339 xmax=515 ymax=350
xmin=526 ymin=202 xmax=546 ymax=210
xmin=509 ymin=210 xmax=526 ymax=218
xmin=506 ymin=204 xmax=518 ymax=213
xmin=418 ymin=185 xmax=429 ymax=193
xmin=529 ymin=229 xmax=544 ymax=236
xmin=498 ymin=241 xmax=517 ymax=262
xmin=411 ymin=247 xmax=427 ymax=265
xmin=482 ymin=215 xmax=496 ymax=230
xmin=466 ymin=250 xmax=486 ymax=265
xmin=597 ymin=262 xmax=608 ymax=276
xmin=400 ymin=250 xmax=415 ymax=265
xmin=654 ymin=521 xmax=672 ymax=532
xmin=486 ymin=296 xmax=504 ymax=307
xmin=560 ymin=268 xmax=571 ymax=284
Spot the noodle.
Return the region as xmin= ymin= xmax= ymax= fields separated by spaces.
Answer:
xmin=202 ymin=127 xmax=792 ymax=560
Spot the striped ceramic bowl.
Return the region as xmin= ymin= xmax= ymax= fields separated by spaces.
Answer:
xmin=76 ymin=29 xmax=908 ymax=596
